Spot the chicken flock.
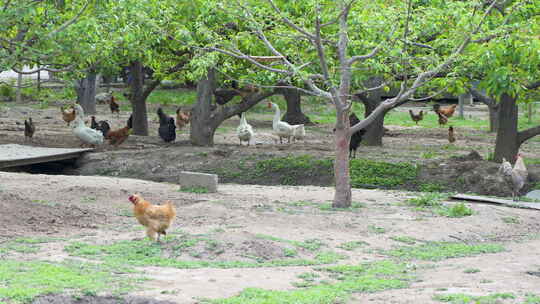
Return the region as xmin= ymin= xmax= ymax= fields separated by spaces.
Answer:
xmin=18 ymin=89 xmax=531 ymax=222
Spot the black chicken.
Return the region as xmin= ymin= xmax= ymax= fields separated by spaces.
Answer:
xmin=90 ymin=116 xmax=99 ymax=130
xmin=24 ymin=117 xmax=35 ymax=142
xmin=348 ymin=112 xmax=367 ymax=159
xmin=157 ymin=108 xmax=176 ymax=142
xmin=90 ymin=115 xmax=111 ymax=138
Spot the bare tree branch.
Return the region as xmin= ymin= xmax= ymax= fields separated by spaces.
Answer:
xmin=526 ymin=81 xmax=540 ymax=90
xmin=266 ymin=0 xmax=316 ymax=40
xmin=399 ymin=39 xmax=435 ymax=50
xmin=320 ymin=0 xmax=356 ymax=27
xmin=349 ymin=0 xmax=500 ymax=134
xmin=46 ymin=0 xmax=91 ymax=38
xmin=518 ymin=125 xmax=540 ymax=145
xmin=407 ymin=84 xmax=450 ymax=102
xmin=206 ymin=47 xmax=290 ymax=74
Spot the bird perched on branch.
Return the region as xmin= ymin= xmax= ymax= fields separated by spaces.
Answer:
xmin=499 ymin=153 xmax=528 ymax=201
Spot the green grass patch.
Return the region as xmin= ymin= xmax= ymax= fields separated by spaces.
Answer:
xmin=463 ymin=268 xmax=480 ymax=274
xmin=368 ymin=225 xmax=387 ymax=234
xmin=406 ymin=193 xmax=446 ymax=207
xmin=254 ymin=234 xmax=325 ymax=252
xmin=337 ymin=241 xmax=368 ymax=251
xmin=384 ymin=242 xmax=504 ymax=261
xmin=349 ymin=159 xmax=418 ymax=188
xmin=318 ymin=201 xmax=365 ymax=212
xmin=65 ymin=237 xmax=343 ymax=269
xmin=0 ymin=260 xmax=138 ymax=303
xmin=436 ymin=203 xmax=474 ymax=218
xmin=252 ymin=155 xmax=333 ymax=186
xmin=208 ymin=260 xmax=411 ymax=304
xmin=179 ymin=186 xmax=209 ymax=194
xmin=212 ymin=155 xmax=420 ymax=190
xmin=145 ymin=89 xmax=197 ymax=106
xmin=526 ymin=294 xmax=540 ymax=304
xmin=433 ymin=292 xmax=515 ymax=303
xmin=0 ymin=237 xmax=61 ymax=255
xmin=390 ymin=236 xmax=417 ymax=245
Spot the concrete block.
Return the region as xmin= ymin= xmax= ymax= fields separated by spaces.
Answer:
xmin=179 ymin=171 xmax=218 ymax=192
xmin=526 ymin=190 xmax=540 ymax=200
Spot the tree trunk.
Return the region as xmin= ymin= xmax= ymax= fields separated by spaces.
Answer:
xmin=468 ymin=87 xmax=500 ymax=132
xmin=190 ymin=69 xmax=218 ymax=146
xmin=488 ymin=103 xmax=499 ymax=133
xmin=357 ymin=77 xmax=385 ymax=146
xmin=362 ymin=99 xmax=387 ymax=146
xmin=332 ymin=111 xmax=352 ymax=208
xmin=278 ymin=84 xmax=311 ymax=125
xmin=494 ymin=93 xmax=519 ymax=162
xmin=190 ymin=68 xmax=277 ymax=146
xmin=16 ymin=72 xmax=22 ymax=103
xmin=128 ymin=61 xmax=149 ymax=136
xmin=75 ymin=71 xmax=97 ymax=115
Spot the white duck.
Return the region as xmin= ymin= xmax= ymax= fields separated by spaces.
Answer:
xmin=72 ymin=104 xmax=103 ymax=147
xmin=236 ymin=112 xmax=254 ymax=146
xmin=268 ymin=102 xmax=304 ymax=144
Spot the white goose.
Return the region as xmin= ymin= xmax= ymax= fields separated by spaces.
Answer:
xmin=292 ymin=124 xmax=305 ymax=142
xmin=72 ymin=104 xmax=103 ymax=147
xmin=268 ymin=102 xmax=304 ymax=144
xmin=236 ymin=112 xmax=254 ymax=146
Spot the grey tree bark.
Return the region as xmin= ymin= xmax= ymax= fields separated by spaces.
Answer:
xmin=277 ymin=83 xmax=311 ymax=125
xmin=190 ymin=68 xmax=277 ymax=146
xmin=75 ymin=71 xmax=97 ymax=115
xmin=355 ymin=77 xmax=386 ymax=146
xmin=469 ymin=88 xmax=499 ymax=132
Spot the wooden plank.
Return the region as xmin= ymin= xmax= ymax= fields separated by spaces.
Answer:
xmin=451 ymin=194 xmax=540 ymax=210
xmin=0 ymin=144 xmax=92 ymax=168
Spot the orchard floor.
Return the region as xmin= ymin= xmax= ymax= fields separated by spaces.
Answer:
xmin=1 ymin=98 xmax=540 ymax=303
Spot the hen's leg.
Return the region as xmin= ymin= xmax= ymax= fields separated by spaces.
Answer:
xmin=146 ymin=228 xmax=157 ymax=241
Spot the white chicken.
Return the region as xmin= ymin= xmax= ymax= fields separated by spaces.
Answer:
xmin=499 ymin=153 xmax=528 ymax=201
xmin=71 ymin=104 xmax=103 ymax=147
xmin=268 ymin=102 xmax=304 ymax=144
xmin=236 ymin=112 xmax=254 ymax=146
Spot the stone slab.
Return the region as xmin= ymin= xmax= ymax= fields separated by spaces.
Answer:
xmin=179 ymin=171 xmax=218 ymax=193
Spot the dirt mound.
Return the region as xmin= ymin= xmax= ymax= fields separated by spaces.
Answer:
xmin=32 ymin=295 xmax=176 ymax=304
xmin=0 ymin=191 xmax=106 ymax=239
xmin=418 ymin=151 xmax=540 ymax=196
xmin=239 ymin=239 xmax=288 ymax=261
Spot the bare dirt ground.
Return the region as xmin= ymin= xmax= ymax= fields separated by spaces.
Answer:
xmin=1 ymin=172 xmax=540 ymax=303
xmin=2 ymin=98 xmax=540 ymax=303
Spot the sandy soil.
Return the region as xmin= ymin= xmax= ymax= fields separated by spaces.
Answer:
xmin=1 ymin=172 xmax=540 ymax=303
xmin=1 ymin=98 xmax=540 ymax=303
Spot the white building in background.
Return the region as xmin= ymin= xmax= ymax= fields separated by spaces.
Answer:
xmin=0 ymin=67 xmax=50 ymax=80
